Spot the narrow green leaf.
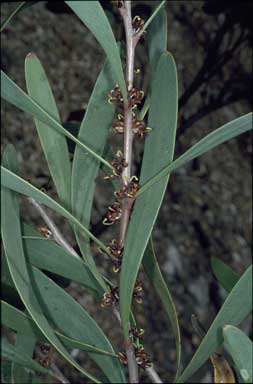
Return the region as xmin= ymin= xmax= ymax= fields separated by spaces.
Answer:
xmin=120 ymin=52 xmax=178 ymax=337
xmin=143 ymin=1 xmax=167 ymax=36
xmin=223 ymin=325 xmax=252 ymax=383
xmin=211 ymin=257 xmax=240 ymax=293
xmin=177 ymin=265 xmax=252 ymax=383
xmin=1 ymin=70 xmax=113 ymax=170
xmin=11 ymin=333 xmax=37 ymax=384
xmin=25 ymin=54 xmax=71 ymax=209
xmin=2 ymin=300 xmax=118 ymax=357
xmin=1 ymin=147 xmax=101 ymax=383
xmin=2 ymin=337 xmax=52 ymax=378
xmin=65 ymin=1 xmax=127 ymax=100
xmin=1 ymin=166 xmax=110 ymax=264
xmin=72 ymin=60 xmax=115 ymax=264
xmin=139 ymin=3 xmax=167 ymax=121
xmin=29 ymin=267 xmax=125 ymax=383
xmin=1 ymin=2 xmax=26 ymax=33
xmin=1 ymin=360 xmax=12 ymax=383
xmin=143 ymin=240 xmax=181 ymax=378
xmin=138 ymin=112 xmax=253 ymax=196
xmin=22 ymin=224 xmax=103 ymax=296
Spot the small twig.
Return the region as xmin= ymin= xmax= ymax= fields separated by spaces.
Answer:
xmin=28 ymin=198 xmax=79 ymax=259
xmin=146 ymin=366 xmax=163 ymax=383
xmin=118 ymin=1 xmax=139 ymax=382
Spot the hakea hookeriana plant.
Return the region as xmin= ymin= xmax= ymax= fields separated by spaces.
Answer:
xmin=1 ymin=1 xmax=252 ymax=384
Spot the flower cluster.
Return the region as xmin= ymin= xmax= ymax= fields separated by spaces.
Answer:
xmin=112 ymin=113 xmax=151 ymax=138
xmin=133 ymin=279 xmax=143 ymax=304
xmin=101 ymin=287 xmax=119 ymax=308
xmin=103 ymin=202 xmax=122 ymax=226
xmin=115 ymin=176 xmax=139 ymax=199
xmin=107 ymin=239 xmax=123 ymax=273
xmin=132 ymin=15 xmax=145 ymax=34
xmin=104 ymin=150 xmax=128 ymax=180
xmin=37 ymin=226 xmax=52 ymax=239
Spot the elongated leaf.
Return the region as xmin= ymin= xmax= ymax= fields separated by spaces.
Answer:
xmin=72 ymin=60 xmax=115 ymax=264
xmin=177 ymin=265 xmax=252 ymax=383
xmin=65 ymin=1 xmax=126 ymax=100
xmin=211 ymin=257 xmax=240 ymax=293
xmin=143 ymin=0 xmax=166 ymax=32
xmin=119 ymin=52 xmax=178 ymax=337
xmin=1 ymin=165 xmax=110 ymax=276
xmin=25 ymin=54 xmax=71 ymax=209
xmin=1 ymin=70 xmax=113 ymax=170
xmin=139 ymin=4 xmax=167 ymax=121
xmin=11 ymin=332 xmax=37 ymax=384
xmin=30 ymin=267 xmax=125 ymax=383
xmin=21 ymin=224 xmax=103 ymax=296
xmin=2 ymin=300 xmax=117 ymax=357
xmin=147 ymin=4 xmax=167 ymax=75
xmin=1 ymin=360 xmax=12 ymax=383
xmin=2 ymin=337 xmax=52 ymax=378
xmin=1 ymin=150 xmax=102 ymax=383
xmin=143 ymin=240 xmax=181 ymax=378
xmin=223 ymin=325 xmax=252 ymax=383
xmin=138 ymin=112 xmax=253 ymax=195
xmin=1 ymin=2 xmax=34 ymax=33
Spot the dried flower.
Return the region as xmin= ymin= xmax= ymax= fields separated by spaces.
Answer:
xmin=135 ymin=345 xmax=152 ymax=369
xmin=115 ymin=176 xmax=139 ymax=199
xmin=118 ymin=352 xmax=128 ymax=365
xmin=132 ymin=117 xmax=152 ymax=138
xmin=103 ymin=202 xmax=122 ymax=225
xmin=37 ymin=226 xmax=52 ymax=239
xmin=128 ymin=87 xmax=144 ymax=107
xmin=107 ymin=239 xmax=123 ymax=273
xmin=104 ymin=150 xmax=128 ymax=180
xmin=108 ymin=84 xmax=123 ymax=105
xmin=101 ymin=287 xmax=119 ymax=307
xmin=132 ymin=15 xmax=145 ymax=34
xmin=133 ymin=279 xmax=143 ymax=304
xmin=130 ymin=326 xmax=145 ymax=339
xmin=112 ymin=114 xmax=125 ymax=134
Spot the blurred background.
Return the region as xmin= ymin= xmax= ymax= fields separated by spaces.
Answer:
xmin=1 ymin=1 xmax=252 ymax=382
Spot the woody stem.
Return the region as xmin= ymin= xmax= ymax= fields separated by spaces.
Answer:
xmin=118 ymin=1 xmax=139 ymax=383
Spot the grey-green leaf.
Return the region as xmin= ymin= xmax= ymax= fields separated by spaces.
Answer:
xmin=1 ymin=70 xmax=112 ymax=170
xmin=138 ymin=112 xmax=253 ymax=196
xmin=2 ymin=300 xmax=118 ymax=357
xmin=177 ymin=265 xmax=252 ymax=383
xmin=22 ymin=224 xmax=103 ymax=296
xmin=223 ymin=325 xmax=252 ymax=383
xmin=25 ymin=53 xmax=71 ymax=209
xmin=72 ymin=60 xmax=115 ymax=265
xmin=147 ymin=3 xmax=167 ymax=75
xmin=11 ymin=332 xmax=37 ymax=384
xmin=143 ymin=240 xmax=181 ymax=379
xmin=120 ymin=52 xmax=178 ymax=337
xmin=1 ymin=149 xmax=101 ymax=383
xmin=28 ymin=267 xmax=125 ymax=383
xmin=1 ymin=165 xmax=110 ymax=262
xmin=211 ymin=257 xmax=240 ymax=293
xmin=65 ymin=1 xmax=126 ymax=100
xmin=2 ymin=337 xmax=52 ymax=378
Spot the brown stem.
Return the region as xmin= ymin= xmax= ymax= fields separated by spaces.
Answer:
xmin=118 ymin=1 xmax=139 ymax=383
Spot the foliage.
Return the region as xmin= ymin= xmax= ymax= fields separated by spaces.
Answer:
xmin=1 ymin=1 xmax=252 ymax=383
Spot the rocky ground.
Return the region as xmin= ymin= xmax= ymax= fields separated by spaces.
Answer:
xmin=1 ymin=1 xmax=252 ymax=383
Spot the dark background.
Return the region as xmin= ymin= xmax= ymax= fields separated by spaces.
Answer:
xmin=1 ymin=1 xmax=252 ymax=382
